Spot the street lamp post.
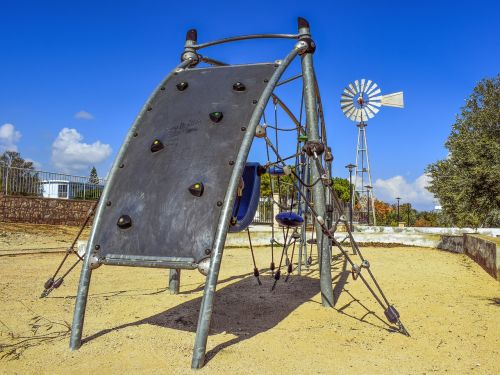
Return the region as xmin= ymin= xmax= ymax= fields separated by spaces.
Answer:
xmin=396 ymin=197 xmax=401 ymax=225
xmin=345 ymin=163 xmax=356 ymax=231
xmin=365 ymin=185 xmax=373 ymax=226
xmin=407 ymin=203 xmax=411 ymax=227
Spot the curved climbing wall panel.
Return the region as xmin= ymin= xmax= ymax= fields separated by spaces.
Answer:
xmin=94 ymin=63 xmax=277 ymax=268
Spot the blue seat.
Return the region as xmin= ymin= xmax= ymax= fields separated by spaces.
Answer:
xmin=229 ymin=163 xmax=262 ymax=232
xmin=275 ymin=211 xmax=304 ymax=227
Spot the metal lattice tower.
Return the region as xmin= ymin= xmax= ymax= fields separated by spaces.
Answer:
xmin=340 ymin=79 xmax=404 ymax=225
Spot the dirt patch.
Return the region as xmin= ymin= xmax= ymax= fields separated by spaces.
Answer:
xmin=0 ymin=226 xmax=499 ymax=374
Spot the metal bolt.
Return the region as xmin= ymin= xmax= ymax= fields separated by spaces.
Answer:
xmin=95 ymin=245 xmax=100 ymax=250
xmin=176 ymin=82 xmax=189 ymax=91
xmin=119 ymin=163 xmax=124 ymax=168
xmin=232 ymin=82 xmax=246 ymax=91
xmin=229 ymin=160 xmax=235 ymax=165
xmin=252 ymin=100 xmax=258 ymax=104
xmin=205 ymin=249 xmax=211 ymax=255
xmin=147 ymin=107 xmax=152 ymax=111
xmin=241 ymin=127 xmax=246 ymax=131
xmin=217 ymin=201 xmax=222 ymax=207
xmin=106 ymin=201 xmax=111 ymax=206
xmin=133 ymin=132 xmax=138 ymax=137
xmin=263 ymin=79 xmax=269 ymax=83
xmin=160 ymin=86 xmax=165 ymax=91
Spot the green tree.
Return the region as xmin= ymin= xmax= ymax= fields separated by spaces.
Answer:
xmin=332 ymin=177 xmax=351 ymax=203
xmin=89 ymin=166 xmax=99 ymax=185
xmin=426 ymin=76 xmax=500 ymax=227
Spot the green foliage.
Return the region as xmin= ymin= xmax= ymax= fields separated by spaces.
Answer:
xmin=0 ymin=151 xmax=34 ymax=169
xmin=332 ymin=177 xmax=351 ymax=202
xmin=259 ymin=171 xmax=295 ymax=198
xmin=88 ymin=166 xmax=99 ymax=185
xmin=426 ymin=76 xmax=500 ymax=227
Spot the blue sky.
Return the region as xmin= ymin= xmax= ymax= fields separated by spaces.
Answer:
xmin=1 ymin=0 xmax=498 ymax=210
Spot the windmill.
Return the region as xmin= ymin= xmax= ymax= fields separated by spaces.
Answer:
xmin=340 ymin=79 xmax=404 ymax=225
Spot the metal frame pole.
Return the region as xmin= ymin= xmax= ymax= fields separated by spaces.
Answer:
xmin=191 ymin=45 xmax=301 ymax=370
xmin=298 ymin=18 xmax=334 ymax=308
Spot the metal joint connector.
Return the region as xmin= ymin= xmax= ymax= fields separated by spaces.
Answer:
xmin=297 ymin=38 xmax=316 ymax=55
xmin=180 ymin=50 xmax=200 ymax=67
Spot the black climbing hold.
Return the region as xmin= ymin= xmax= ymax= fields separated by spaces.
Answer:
xmin=384 ymin=305 xmax=400 ymax=324
xmin=233 ymin=82 xmax=246 ymax=91
xmin=188 ymin=182 xmax=204 ymax=197
xmin=150 ymin=139 xmax=164 ymax=153
xmin=274 ymin=270 xmax=281 ymax=281
xmin=53 ymin=278 xmax=63 ymax=288
xmin=209 ymin=112 xmax=223 ymax=123
xmin=176 ymin=82 xmax=189 ymax=91
xmin=270 ymin=262 xmax=275 ymax=271
xmin=44 ymin=277 xmax=54 ymax=289
xmin=275 ymin=212 xmax=304 ymax=228
xmin=117 ymin=215 xmax=132 ymax=229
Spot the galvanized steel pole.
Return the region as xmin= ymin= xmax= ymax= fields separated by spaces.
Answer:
xmin=298 ymin=18 xmax=334 ymax=307
xmin=191 ymin=46 xmax=301 ymax=369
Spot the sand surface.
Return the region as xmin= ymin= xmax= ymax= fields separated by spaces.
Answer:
xmin=0 ymin=225 xmax=499 ymax=374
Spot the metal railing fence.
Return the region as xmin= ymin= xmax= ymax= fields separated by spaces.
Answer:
xmin=0 ymin=165 xmax=106 ymax=200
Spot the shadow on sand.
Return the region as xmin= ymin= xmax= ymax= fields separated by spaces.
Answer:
xmin=83 ymin=274 xmax=320 ymax=363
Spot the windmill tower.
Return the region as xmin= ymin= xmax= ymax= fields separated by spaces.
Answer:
xmin=340 ymin=79 xmax=404 ymax=225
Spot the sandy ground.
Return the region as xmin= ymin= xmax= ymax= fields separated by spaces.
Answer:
xmin=0 ymin=225 xmax=499 ymax=374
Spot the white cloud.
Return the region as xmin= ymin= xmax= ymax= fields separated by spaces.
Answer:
xmin=0 ymin=123 xmax=21 ymax=152
xmin=74 ymin=110 xmax=95 ymax=120
xmin=374 ymin=174 xmax=436 ymax=210
xmin=51 ymin=128 xmax=112 ymax=173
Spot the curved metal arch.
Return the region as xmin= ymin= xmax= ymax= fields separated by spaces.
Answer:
xmin=191 ymin=33 xmax=299 ymax=50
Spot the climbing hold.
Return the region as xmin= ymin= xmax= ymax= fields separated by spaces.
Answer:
xmin=188 ymin=182 xmax=204 ymax=197
xmin=275 ymin=212 xmax=304 ymax=228
xmin=233 ymin=82 xmax=246 ymax=91
xmin=176 ymin=82 xmax=189 ymax=91
xmin=209 ymin=112 xmax=223 ymax=123
xmin=117 ymin=215 xmax=132 ymax=229
xmin=384 ymin=305 xmax=400 ymax=324
xmin=150 ymin=139 xmax=164 ymax=153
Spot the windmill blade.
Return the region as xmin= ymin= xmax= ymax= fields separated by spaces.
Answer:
xmin=341 ymin=94 xmax=354 ymax=101
xmin=367 ymin=99 xmax=382 ymax=107
xmin=343 ymin=88 xmax=355 ymax=97
xmin=345 ymin=106 xmax=357 ymax=119
xmin=348 ymin=108 xmax=360 ymax=121
xmin=341 ymin=103 xmax=354 ymax=111
xmin=348 ymin=83 xmax=357 ymax=95
xmin=366 ymin=82 xmax=378 ymax=95
xmin=369 ymin=95 xmax=383 ymax=102
xmin=363 ymin=80 xmax=373 ymax=93
xmin=360 ymin=78 xmax=366 ymax=93
xmin=381 ymin=91 xmax=404 ymax=108
xmin=366 ymin=103 xmax=380 ymax=114
xmin=364 ymin=106 xmax=376 ymax=119
xmin=354 ymin=80 xmax=360 ymax=93
xmin=368 ymin=88 xmax=381 ymax=97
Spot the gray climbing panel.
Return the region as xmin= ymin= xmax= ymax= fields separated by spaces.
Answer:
xmin=93 ymin=63 xmax=276 ymax=268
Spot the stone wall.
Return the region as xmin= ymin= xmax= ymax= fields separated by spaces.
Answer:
xmin=0 ymin=194 xmax=95 ymax=226
xmin=464 ymin=234 xmax=500 ymax=281
xmin=437 ymin=235 xmax=465 ymax=253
